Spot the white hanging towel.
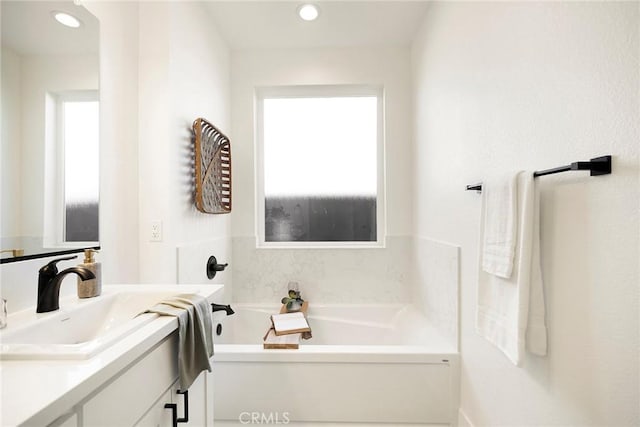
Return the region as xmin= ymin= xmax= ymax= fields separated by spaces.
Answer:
xmin=481 ymin=173 xmax=518 ymax=278
xmin=476 ymin=171 xmax=547 ymax=365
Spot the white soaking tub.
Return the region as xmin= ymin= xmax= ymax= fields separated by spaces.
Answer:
xmin=212 ymin=304 xmax=459 ymax=425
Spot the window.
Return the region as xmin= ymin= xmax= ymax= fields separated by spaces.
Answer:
xmin=61 ymin=96 xmax=99 ymax=242
xmin=44 ymin=91 xmax=99 ymax=246
xmin=256 ymin=86 xmax=385 ymax=247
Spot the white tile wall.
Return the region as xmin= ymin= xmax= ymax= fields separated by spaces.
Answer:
xmin=412 ymin=237 xmax=460 ymax=350
xmin=231 ymin=236 xmax=413 ymax=304
xmin=231 ymin=235 xmax=459 ymax=349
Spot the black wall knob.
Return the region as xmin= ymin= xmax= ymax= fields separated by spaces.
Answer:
xmin=206 ymin=255 xmax=228 ymax=279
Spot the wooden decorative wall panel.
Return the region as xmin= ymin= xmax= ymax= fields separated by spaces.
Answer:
xmin=193 ymin=118 xmax=231 ymax=214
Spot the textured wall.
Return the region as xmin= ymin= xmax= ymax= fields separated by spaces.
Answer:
xmin=412 ymin=2 xmax=639 ymax=425
xmin=232 ymin=236 xmax=412 ymax=304
xmin=412 ymin=237 xmax=459 ymax=350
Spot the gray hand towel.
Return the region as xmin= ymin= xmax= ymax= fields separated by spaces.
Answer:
xmin=144 ymin=294 xmax=214 ymax=390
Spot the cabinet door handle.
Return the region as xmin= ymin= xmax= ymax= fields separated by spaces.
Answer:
xmin=164 ymin=390 xmax=189 ymax=426
xmin=164 ymin=403 xmax=178 ymax=427
xmin=177 ymin=390 xmax=189 ymax=423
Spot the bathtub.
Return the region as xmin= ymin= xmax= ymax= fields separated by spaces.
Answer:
xmin=212 ymin=304 xmax=459 ymax=425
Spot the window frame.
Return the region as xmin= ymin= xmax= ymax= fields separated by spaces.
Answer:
xmin=44 ymin=90 xmax=100 ymax=248
xmin=255 ymin=85 xmax=386 ymax=249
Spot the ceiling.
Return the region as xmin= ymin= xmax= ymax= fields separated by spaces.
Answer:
xmin=1 ymin=1 xmax=99 ymax=56
xmin=204 ymin=1 xmax=431 ymax=50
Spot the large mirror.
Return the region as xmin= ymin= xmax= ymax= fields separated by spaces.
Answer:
xmin=1 ymin=1 xmax=100 ymax=263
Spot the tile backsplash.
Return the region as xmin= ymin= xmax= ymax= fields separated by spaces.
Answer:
xmin=412 ymin=237 xmax=460 ymax=349
xmin=231 ymin=236 xmax=413 ymax=304
xmin=231 ymin=235 xmax=460 ymax=349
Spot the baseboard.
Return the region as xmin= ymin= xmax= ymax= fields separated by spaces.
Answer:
xmin=458 ymin=408 xmax=475 ymax=427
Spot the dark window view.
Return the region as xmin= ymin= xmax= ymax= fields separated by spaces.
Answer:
xmin=66 ymin=202 xmax=99 ymax=242
xmin=265 ymin=196 xmax=376 ymax=242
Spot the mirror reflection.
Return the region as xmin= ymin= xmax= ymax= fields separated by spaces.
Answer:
xmin=1 ymin=1 xmax=100 ymax=262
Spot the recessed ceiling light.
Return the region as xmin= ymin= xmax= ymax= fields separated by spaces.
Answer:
xmin=52 ymin=11 xmax=82 ymax=28
xmin=297 ymin=4 xmax=319 ymax=21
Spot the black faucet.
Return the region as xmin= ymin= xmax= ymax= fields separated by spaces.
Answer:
xmin=37 ymin=255 xmax=96 ymax=313
xmin=211 ymin=303 xmax=235 ymax=316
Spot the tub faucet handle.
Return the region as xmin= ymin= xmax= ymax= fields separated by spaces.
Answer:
xmin=206 ymin=256 xmax=228 ymax=279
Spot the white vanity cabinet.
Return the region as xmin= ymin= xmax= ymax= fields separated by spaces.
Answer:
xmin=1 ymin=285 xmax=223 ymax=427
xmin=47 ymin=413 xmax=79 ymax=427
xmin=136 ymin=373 xmax=210 ymax=427
xmin=80 ymin=332 xmax=212 ymax=427
xmin=135 ymin=386 xmax=175 ymax=427
xmin=178 ymin=372 xmax=212 ymax=427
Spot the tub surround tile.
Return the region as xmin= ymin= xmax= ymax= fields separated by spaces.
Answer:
xmin=412 ymin=237 xmax=460 ymax=350
xmin=231 ymin=236 xmax=413 ymax=304
xmin=231 ymin=235 xmax=459 ymax=352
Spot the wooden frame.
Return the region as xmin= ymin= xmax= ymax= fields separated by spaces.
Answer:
xmin=193 ymin=118 xmax=232 ymax=214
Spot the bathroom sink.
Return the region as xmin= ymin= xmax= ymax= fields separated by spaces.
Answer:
xmin=0 ymin=290 xmax=180 ymax=360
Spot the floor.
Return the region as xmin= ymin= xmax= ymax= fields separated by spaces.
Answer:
xmin=215 ymin=422 xmax=448 ymax=427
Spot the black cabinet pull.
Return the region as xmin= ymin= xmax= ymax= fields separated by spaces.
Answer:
xmin=177 ymin=390 xmax=189 ymax=423
xmin=164 ymin=403 xmax=178 ymax=427
xmin=164 ymin=389 xmax=189 ymax=426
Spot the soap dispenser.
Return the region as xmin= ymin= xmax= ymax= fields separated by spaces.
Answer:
xmin=77 ymin=249 xmax=101 ymax=298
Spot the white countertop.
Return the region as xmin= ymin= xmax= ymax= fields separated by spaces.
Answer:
xmin=0 ymin=284 xmax=224 ymax=427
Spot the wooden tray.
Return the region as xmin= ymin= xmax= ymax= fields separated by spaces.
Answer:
xmin=263 ymin=302 xmax=311 ymax=349
xmin=263 ymin=330 xmax=300 ymax=349
xmin=193 ymin=118 xmax=231 ymax=214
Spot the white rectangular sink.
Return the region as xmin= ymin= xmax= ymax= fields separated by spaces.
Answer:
xmin=0 ymin=290 xmax=185 ymax=360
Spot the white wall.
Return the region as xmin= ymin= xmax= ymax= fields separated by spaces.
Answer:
xmin=412 ymin=2 xmax=639 ymax=425
xmin=87 ymin=1 xmax=231 ymax=286
xmin=230 ymin=47 xmax=414 ymax=303
xmin=84 ymin=1 xmax=140 ymax=284
xmin=169 ymin=2 xmax=232 ymax=288
xmin=1 ymin=47 xmax=22 ymax=240
xmin=137 ymin=1 xmax=231 ymax=284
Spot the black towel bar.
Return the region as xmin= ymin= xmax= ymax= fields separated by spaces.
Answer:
xmin=466 ymin=155 xmax=611 ymax=192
